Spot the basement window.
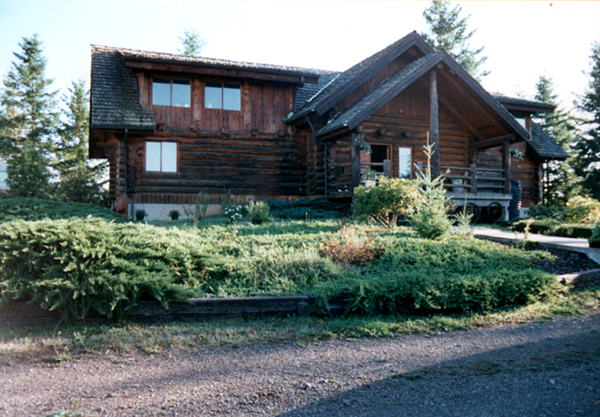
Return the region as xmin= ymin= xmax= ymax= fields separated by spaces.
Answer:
xmin=146 ymin=142 xmax=177 ymax=173
xmin=205 ymin=82 xmax=241 ymax=111
xmin=152 ymin=77 xmax=191 ymax=108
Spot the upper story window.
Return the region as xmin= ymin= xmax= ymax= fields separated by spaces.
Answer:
xmin=152 ymin=77 xmax=190 ymax=108
xmin=205 ymin=82 xmax=241 ymax=111
xmin=146 ymin=142 xmax=177 ymax=173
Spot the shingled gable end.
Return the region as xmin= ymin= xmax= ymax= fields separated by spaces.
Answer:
xmin=89 ymin=32 xmax=568 ymax=220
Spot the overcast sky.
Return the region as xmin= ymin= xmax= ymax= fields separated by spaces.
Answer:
xmin=1 ymin=1 xmax=599 ymax=112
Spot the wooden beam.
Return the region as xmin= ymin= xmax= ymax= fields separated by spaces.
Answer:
xmin=351 ymin=133 xmax=361 ymax=190
xmin=502 ymin=140 xmax=512 ymax=194
xmin=124 ymin=60 xmax=316 ymax=85
xmin=429 ymin=69 xmax=440 ymax=178
xmin=468 ymin=134 xmax=515 ymax=150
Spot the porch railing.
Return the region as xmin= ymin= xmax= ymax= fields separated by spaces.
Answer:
xmin=416 ymin=162 xmax=508 ymax=194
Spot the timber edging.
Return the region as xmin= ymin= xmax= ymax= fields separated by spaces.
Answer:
xmin=0 ymin=295 xmax=316 ymax=327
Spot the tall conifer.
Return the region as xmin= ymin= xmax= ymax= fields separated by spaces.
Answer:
xmin=574 ymin=41 xmax=600 ymax=200
xmin=533 ymin=75 xmax=581 ymax=206
xmin=178 ymin=29 xmax=206 ymax=56
xmin=0 ymin=34 xmax=57 ymax=197
xmin=420 ymin=1 xmax=488 ymax=80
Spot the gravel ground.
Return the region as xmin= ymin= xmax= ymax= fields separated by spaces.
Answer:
xmin=1 ymin=313 xmax=599 ymax=417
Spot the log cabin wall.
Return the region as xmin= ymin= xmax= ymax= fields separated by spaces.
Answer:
xmin=121 ymin=72 xmax=310 ymax=204
xmin=326 ymin=83 xmax=470 ymax=192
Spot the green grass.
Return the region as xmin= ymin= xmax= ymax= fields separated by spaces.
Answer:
xmin=1 ymin=284 xmax=598 ymax=363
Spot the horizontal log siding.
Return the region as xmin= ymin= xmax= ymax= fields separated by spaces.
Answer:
xmin=139 ymin=73 xmax=292 ymax=134
xmin=128 ymin=134 xmax=309 ymax=197
xmin=478 ymin=142 xmax=536 ymax=206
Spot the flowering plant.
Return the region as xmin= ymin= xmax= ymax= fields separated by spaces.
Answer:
xmin=223 ymin=204 xmax=244 ymax=223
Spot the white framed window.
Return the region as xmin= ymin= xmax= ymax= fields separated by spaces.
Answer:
xmin=152 ymin=77 xmax=191 ymax=108
xmin=205 ymin=81 xmax=241 ymax=111
xmin=146 ymin=142 xmax=177 ymax=173
xmin=398 ymin=147 xmax=412 ymax=179
xmin=0 ymin=159 xmax=8 ymax=190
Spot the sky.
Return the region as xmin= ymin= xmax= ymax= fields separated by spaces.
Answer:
xmin=1 ymin=0 xmax=599 ymax=113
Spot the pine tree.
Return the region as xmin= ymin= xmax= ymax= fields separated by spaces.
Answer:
xmin=533 ymin=75 xmax=581 ymax=206
xmin=55 ymin=80 xmax=108 ymax=206
xmin=178 ymin=29 xmax=206 ymax=56
xmin=420 ymin=1 xmax=488 ymax=80
xmin=574 ymin=41 xmax=600 ymax=200
xmin=0 ymin=34 xmax=57 ymax=197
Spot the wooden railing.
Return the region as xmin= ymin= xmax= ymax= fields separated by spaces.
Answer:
xmin=416 ymin=162 xmax=508 ymax=194
xmin=335 ymin=159 xmax=391 ymax=186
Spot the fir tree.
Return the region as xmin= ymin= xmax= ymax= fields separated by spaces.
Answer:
xmin=420 ymin=1 xmax=488 ymax=80
xmin=533 ymin=75 xmax=581 ymax=206
xmin=0 ymin=34 xmax=57 ymax=197
xmin=178 ymin=29 xmax=206 ymax=56
xmin=574 ymin=40 xmax=600 ymax=200
xmin=55 ymin=80 xmax=108 ymax=206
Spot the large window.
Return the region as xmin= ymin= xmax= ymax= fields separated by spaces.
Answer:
xmin=146 ymin=142 xmax=177 ymax=173
xmin=205 ymin=82 xmax=241 ymax=111
xmin=398 ymin=147 xmax=412 ymax=179
xmin=0 ymin=160 xmax=8 ymax=191
xmin=152 ymin=77 xmax=190 ymax=107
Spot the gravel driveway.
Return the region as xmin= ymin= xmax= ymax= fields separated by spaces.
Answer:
xmin=1 ymin=314 xmax=599 ymax=417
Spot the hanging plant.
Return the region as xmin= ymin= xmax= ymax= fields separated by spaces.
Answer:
xmin=509 ymin=147 xmax=524 ymax=159
xmin=350 ymin=133 xmax=372 ymax=153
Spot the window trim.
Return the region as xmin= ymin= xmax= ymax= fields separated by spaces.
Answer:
xmin=145 ymin=141 xmax=178 ymax=173
xmin=152 ymin=77 xmax=191 ymax=108
xmin=204 ymin=81 xmax=241 ymax=111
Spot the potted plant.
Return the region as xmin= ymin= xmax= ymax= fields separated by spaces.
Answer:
xmin=245 ymin=201 xmax=270 ymax=225
xmin=135 ymin=209 xmax=147 ymax=222
xmin=361 ymin=169 xmax=379 ymax=187
xmin=168 ymin=210 xmax=180 ymax=221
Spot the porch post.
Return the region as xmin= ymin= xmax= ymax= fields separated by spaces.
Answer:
xmin=351 ymin=133 xmax=361 ymax=190
xmin=429 ymin=70 xmax=440 ymax=178
xmin=502 ymin=140 xmax=512 ymax=194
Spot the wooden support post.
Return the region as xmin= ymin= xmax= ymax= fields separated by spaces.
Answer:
xmin=351 ymin=133 xmax=361 ymax=190
xmin=470 ymin=163 xmax=478 ymax=193
xmin=383 ymin=159 xmax=391 ymax=178
xmin=429 ymin=70 xmax=440 ymax=178
xmin=502 ymin=140 xmax=512 ymax=194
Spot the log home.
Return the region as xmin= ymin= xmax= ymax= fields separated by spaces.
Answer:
xmin=90 ymin=32 xmax=568 ymax=220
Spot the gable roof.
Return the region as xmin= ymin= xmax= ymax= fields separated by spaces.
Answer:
xmin=492 ymin=94 xmax=556 ymax=114
xmin=288 ymin=31 xmax=434 ymax=123
xmin=528 ymin=123 xmax=570 ymax=160
xmin=316 ymin=49 xmax=530 ymax=141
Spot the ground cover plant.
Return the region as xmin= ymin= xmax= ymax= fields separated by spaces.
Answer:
xmin=0 ymin=197 xmax=126 ymax=223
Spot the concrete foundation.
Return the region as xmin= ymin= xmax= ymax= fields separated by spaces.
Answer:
xmin=131 ymin=203 xmax=223 ymax=221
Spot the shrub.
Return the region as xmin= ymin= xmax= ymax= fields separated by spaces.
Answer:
xmin=245 ymin=200 xmax=270 ymax=221
xmin=135 ymin=209 xmax=147 ymax=221
xmin=319 ymin=225 xmax=382 ymax=266
xmin=266 ymin=197 xmax=349 ymax=220
xmin=353 ymin=176 xmax=419 ymax=231
xmin=552 ymin=223 xmax=595 ymax=239
xmin=526 ymin=204 xmax=565 ymax=221
xmin=0 ymin=218 xmax=208 ymax=321
xmin=564 ymin=196 xmax=600 ymax=224
xmin=222 ymin=204 xmax=244 ymax=223
xmin=0 ymin=197 xmax=126 ymax=223
xmin=168 ymin=210 xmax=180 ymax=221
xmin=510 ymin=218 xmax=561 ymax=235
xmin=312 ymin=238 xmax=556 ymax=315
xmin=590 ymin=224 xmax=600 ymax=248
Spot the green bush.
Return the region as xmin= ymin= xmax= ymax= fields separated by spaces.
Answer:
xmin=564 ymin=196 xmax=600 ymax=224
xmin=266 ymin=197 xmax=349 ymax=220
xmin=312 ymin=238 xmax=556 ymax=315
xmin=353 ymin=176 xmax=419 ymax=231
xmin=552 ymin=223 xmax=595 ymax=239
xmin=0 ymin=218 xmax=208 ymax=321
xmin=510 ymin=218 xmax=561 ymax=235
xmin=0 ymin=197 xmax=126 ymax=223
xmin=590 ymin=224 xmax=600 ymax=248
xmin=526 ymin=204 xmax=565 ymax=221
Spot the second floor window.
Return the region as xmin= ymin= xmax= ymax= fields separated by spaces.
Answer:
xmin=205 ymin=82 xmax=241 ymax=111
xmin=152 ymin=77 xmax=190 ymax=108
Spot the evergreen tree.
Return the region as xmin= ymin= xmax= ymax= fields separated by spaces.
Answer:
xmin=0 ymin=34 xmax=57 ymax=197
xmin=54 ymin=80 xmax=108 ymax=206
xmin=574 ymin=41 xmax=600 ymax=200
xmin=533 ymin=75 xmax=581 ymax=206
xmin=178 ymin=29 xmax=206 ymax=56
xmin=420 ymin=1 xmax=488 ymax=80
